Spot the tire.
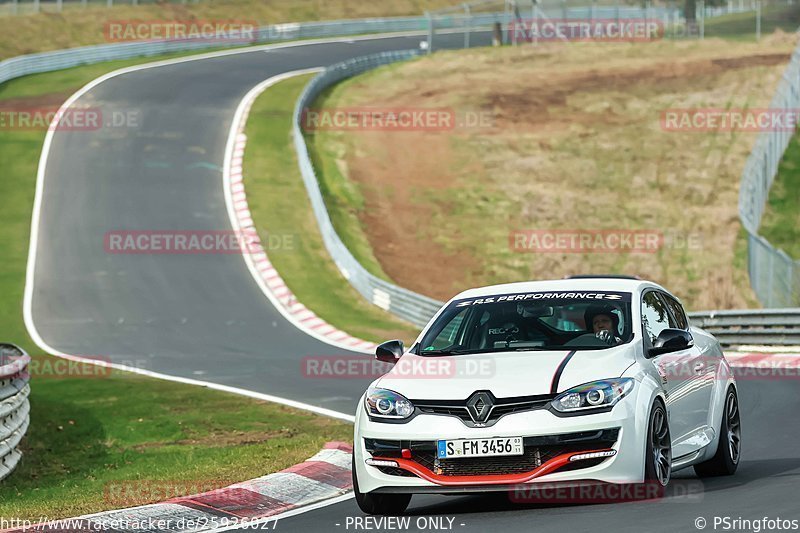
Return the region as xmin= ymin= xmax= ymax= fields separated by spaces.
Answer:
xmin=694 ymin=387 xmax=741 ymax=477
xmin=644 ymin=400 xmax=672 ymax=488
xmin=352 ymin=456 xmax=411 ymax=515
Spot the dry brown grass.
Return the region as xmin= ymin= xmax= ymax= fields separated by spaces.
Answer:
xmin=0 ymin=0 xmax=459 ymax=59
xmin=313 ymin=34 xmax=798 ymax=310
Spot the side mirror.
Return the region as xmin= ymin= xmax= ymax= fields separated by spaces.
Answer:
xmin=376 ymin=340 xmax=404 ymax=364
xmin=648 ymin=329 xmax=693 ymax=357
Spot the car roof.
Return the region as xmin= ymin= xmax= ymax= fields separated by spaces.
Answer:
xmin=451 ymin=277 xmax=669 ymax=301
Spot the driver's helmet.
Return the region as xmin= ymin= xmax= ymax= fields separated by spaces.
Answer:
xmin=584 ymin=304 xmax=620 ymax=334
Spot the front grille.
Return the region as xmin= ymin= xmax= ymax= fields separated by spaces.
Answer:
xmin=414 ymin=393 xmax=554 ymax=427
xmin=365 ymin=428 xmax=619 ymax=478
xmin=415 ymin=446 xmax=558 ymax=476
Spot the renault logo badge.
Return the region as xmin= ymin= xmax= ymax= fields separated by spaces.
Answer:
xmin=466 ymin=391 xmax=494 ymax=423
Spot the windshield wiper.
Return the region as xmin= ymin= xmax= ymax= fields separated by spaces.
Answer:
xmin=512 ymin=346 xmax=551 ymax=351
xmin=420 ymin=348 xmax=476 ymax=356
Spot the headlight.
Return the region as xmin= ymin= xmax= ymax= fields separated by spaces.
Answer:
xmin=364 ymin=388 xmax=415 ymax=420
xmin=551 ymin=378 xmax=634 ymax=413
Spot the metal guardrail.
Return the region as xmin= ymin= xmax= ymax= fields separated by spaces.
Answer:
xmin=737 ymin=34 xmax=800 ymax=307
xmin=292 ymin=50 xmax=443 ymax=328
xmin=689 ymin=309 xmax=800 ymax=346
xmin=0 ymin=15 xmax=464 ymax=87
xmin=0 ymin=344 xmax=31 ymax=482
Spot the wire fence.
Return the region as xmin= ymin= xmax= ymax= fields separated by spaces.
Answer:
xmin=737 ymin=38 xmax=800 ymax=308
xmin=424 ymin=0 xmax=774 ymax=49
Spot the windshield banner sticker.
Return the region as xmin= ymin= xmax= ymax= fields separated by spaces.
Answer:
xmin=454 ymin=291 xmax=631 ymax=307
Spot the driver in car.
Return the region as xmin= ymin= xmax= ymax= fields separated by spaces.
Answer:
xmin=584 ymin=304 xmax=622 ymax=346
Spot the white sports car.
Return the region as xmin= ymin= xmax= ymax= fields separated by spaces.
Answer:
xmin=353 ymin=276 xmax=740 ymax=514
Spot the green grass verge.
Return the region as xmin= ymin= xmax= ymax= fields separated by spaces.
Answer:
xmin=0 ymin=366 xmax=351 ymax=520
xmin=241 ymin=75 xmax=419 ymax=345
xmin=759 ymin=132 xmax=800 ymax=259
xmin=0 ymin=51 xmax=351 ymax=521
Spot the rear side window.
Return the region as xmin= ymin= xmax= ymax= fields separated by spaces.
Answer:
xmin=641 ymin=291 xmax=674 ymax=346
xmin=662 ymin=294 xmax=689 ymax=330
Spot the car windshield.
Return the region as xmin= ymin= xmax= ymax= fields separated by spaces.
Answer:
xmin=418 ymin=290 xmax=633 ymax=354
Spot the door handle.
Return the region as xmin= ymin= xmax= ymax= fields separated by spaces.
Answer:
xmin=694 ymin=361 xmax=705 ymax=373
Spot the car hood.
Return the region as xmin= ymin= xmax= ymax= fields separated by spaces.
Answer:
xmin=376 ymin=346 xmax=637 ymax=400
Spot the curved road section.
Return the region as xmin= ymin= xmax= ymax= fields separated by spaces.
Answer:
xmin=27 ymin=35 xmax=451 ymax=414
xmin=26 ymin=32 xmax=800 ymax=527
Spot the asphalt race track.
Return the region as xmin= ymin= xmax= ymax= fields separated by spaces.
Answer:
xmin=28 ymin=32 xmax=800 ymax=532
xmin=30 ymin=33 xmax=487 ymax=415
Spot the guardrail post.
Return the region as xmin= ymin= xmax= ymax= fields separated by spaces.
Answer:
xmin=755 ymin=0 xmax=761 ymax=40
xmin=768 ymin=249 xmax=776 ymax=307
xmin=464 ymin=3 xmax=471 ymax=49
xmin=425 ymin=11 xmax=434 ymax=53
xmin=504 ymin=0 xmax=510 ymax=44
xmin=699 ymin=0 xmax=705 ymax=38
xmin=33 ymin=0 xmax=40 ymax=13
xmin=530 ymin=0 xmax=536 ymax=47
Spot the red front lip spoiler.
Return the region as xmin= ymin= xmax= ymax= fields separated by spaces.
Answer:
xmin=372 ymin=448 xmax=615 ymax=486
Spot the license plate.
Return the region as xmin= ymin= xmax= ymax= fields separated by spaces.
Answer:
xmin=437 ymin=437 xmax=523 ymax=459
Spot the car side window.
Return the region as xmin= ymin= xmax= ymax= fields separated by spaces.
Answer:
xmin=662 ymin=294 xmax=689 ymax=330
xmin=641 ymin=291 xmax=674 ymax=346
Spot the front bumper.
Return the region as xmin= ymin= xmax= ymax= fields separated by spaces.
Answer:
xmin=354 ymin=393 xmax=645 ymax=494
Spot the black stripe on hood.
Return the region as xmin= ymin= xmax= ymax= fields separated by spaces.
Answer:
xmin=551 ymin=350 xmax=577 ymax=394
